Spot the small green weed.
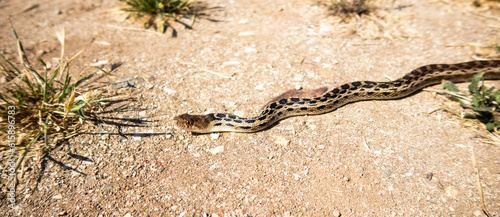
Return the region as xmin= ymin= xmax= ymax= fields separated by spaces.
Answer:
xmin=443 ymin=72 xmax=500 ymax=131
xmin=120 ymin=0 xmax=198 ymax=33
xmin=329 ymin=0 xmax=372 ymax=16
xmin=0 ymin=24 xmax=115 ymax=172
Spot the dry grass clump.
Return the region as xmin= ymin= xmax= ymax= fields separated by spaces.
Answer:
xmin=0 ymin=24 xmax=115 ymax=173
xmin=329 ymin=0 xmax=372 ymax=16
xmin=120 ymin=0 xmax=203 ymax=33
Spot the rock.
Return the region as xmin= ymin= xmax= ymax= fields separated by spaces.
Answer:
xmin=210 ymin=134 xmax=220 ymax=140
xmin=332 ymin=210 xmax=341 ymax=217
xmin=112 ymin=77 xmax=145 ymax=89
xmin=103 ymin=184 xmax=114 ymax=191
xmin=162 ymin=88 xmax=177 ymax=94
xmin=208 ymin=146 xmax=224 ymax=155
xmin=90 ymin=60 xmax=108 ymax=66
xmin=274 ymin=136 xmax=290 ymax=146
xmin=237 ymin=31 xmax=256 ymax=36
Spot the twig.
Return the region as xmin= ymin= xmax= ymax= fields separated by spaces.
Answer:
xmin=199 ymin=68 xmax=235 ymax=79
xmin=362 ymin=137 xmax=371 ymax=151
xmin=469 ymin=141 xmax=491 ymax=217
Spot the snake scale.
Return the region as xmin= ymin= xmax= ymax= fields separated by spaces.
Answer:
xmin=174 ymin=60 xmax=500 ymax=133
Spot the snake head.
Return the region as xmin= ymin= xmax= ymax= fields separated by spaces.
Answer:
xmin=173 ymin=113 xmax=214 ymax=133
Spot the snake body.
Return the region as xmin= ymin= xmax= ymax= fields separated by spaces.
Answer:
xmin=174 ymin=60 xmax=500 ymax=133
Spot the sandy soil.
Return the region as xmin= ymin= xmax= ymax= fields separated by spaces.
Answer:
xmin=1 ymin=0 xmax=500 ymax=216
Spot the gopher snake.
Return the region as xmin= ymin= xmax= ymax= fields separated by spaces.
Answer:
xmin=174 ymin=60 xmax=500 ymax=133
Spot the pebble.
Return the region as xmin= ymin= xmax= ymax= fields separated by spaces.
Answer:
xmin=90 ymin=60 xmax=108 ymax=66
xmin=238 ymin=31 xmax=256 ymax=36
xmin=445 ymin=186 xmax=459 ymax=198
xmin=210 ymin=133 xmax=219 ymax=140
xmin=208 ymin=146 xmax=224 ymax=155
xmin=254 ymin=83 xmax=265 ymax=90
xmin=123 ymin=156 xmax=135 ymax=162
xmin=96 ymin=41 xmax=110 ymax=46
xmin=383 ymin=166 xmax=394 ymax=176
xmin=332 ymin=211 xmax=341 ymax=217
xmin=132 ymin=134 xmax=142 ymax=141
xmin=474 ymin=211 xmax=483 ymax=216
xmin=274 ymin=136 xmax=290 ymax=146
xmin=112 ymin=77 xmax=145 ymax=89
xmin=103 ymin=184 xmax=114 ymax=191
xmin=244 ymin=47 xmax=258 ymax=53
xmin=162 ymin=88 xmax=177 ymax=94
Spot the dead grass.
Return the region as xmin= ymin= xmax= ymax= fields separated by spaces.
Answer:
xmin=0 ymin=23 xmax=118 ymax=176
xmin=119 ymin=0 xmax=205 ymax=34
xmin=329 ymin=0 xmax=372 ymax=16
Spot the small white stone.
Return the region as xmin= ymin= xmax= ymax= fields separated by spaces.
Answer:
xmin=208 ymin=146 xmax=224 ymax=155
xmin=275 ymin=136 xmax=290 ymax=146
xmin=254 ymin=83 xmax=265 ymax=90
xmin=244 ymin=47 xmax=258 ymax=53
xmin=234 ymin=111 xmax=245 ymax=117
xmin=210 ymin=133 xmax=220 ymax=140
xmin=132 ymin=134 xmax=142 ymax=141
xmin=332 ymin=211 xmax=341 ymax=217
xmin=90 ymin=60 xmax=108 ymax=66
xmin=292 ymin=173 xmax=301 ymax=180
xmin=321 ymin=63 xmax=334 ymax=68
xmin=162 ymin=88 xmax=176 ymax=94
xmin=96 ymin=41 xmax=110 ymax=45
xmin=294 ymin=74 xmax=304 ymax=81
xmin=238 ymin=19 xmax=248 ymax=24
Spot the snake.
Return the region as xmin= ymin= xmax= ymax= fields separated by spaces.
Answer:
xmin=174 ymin=60 xmax=500 ymax=133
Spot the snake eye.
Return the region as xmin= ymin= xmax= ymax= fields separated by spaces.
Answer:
xmin=185 ymin=120 xmax=192 ymax=126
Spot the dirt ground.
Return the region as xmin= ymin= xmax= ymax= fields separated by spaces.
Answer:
xmin=1 ymin=0 xmax=500 ymax=216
